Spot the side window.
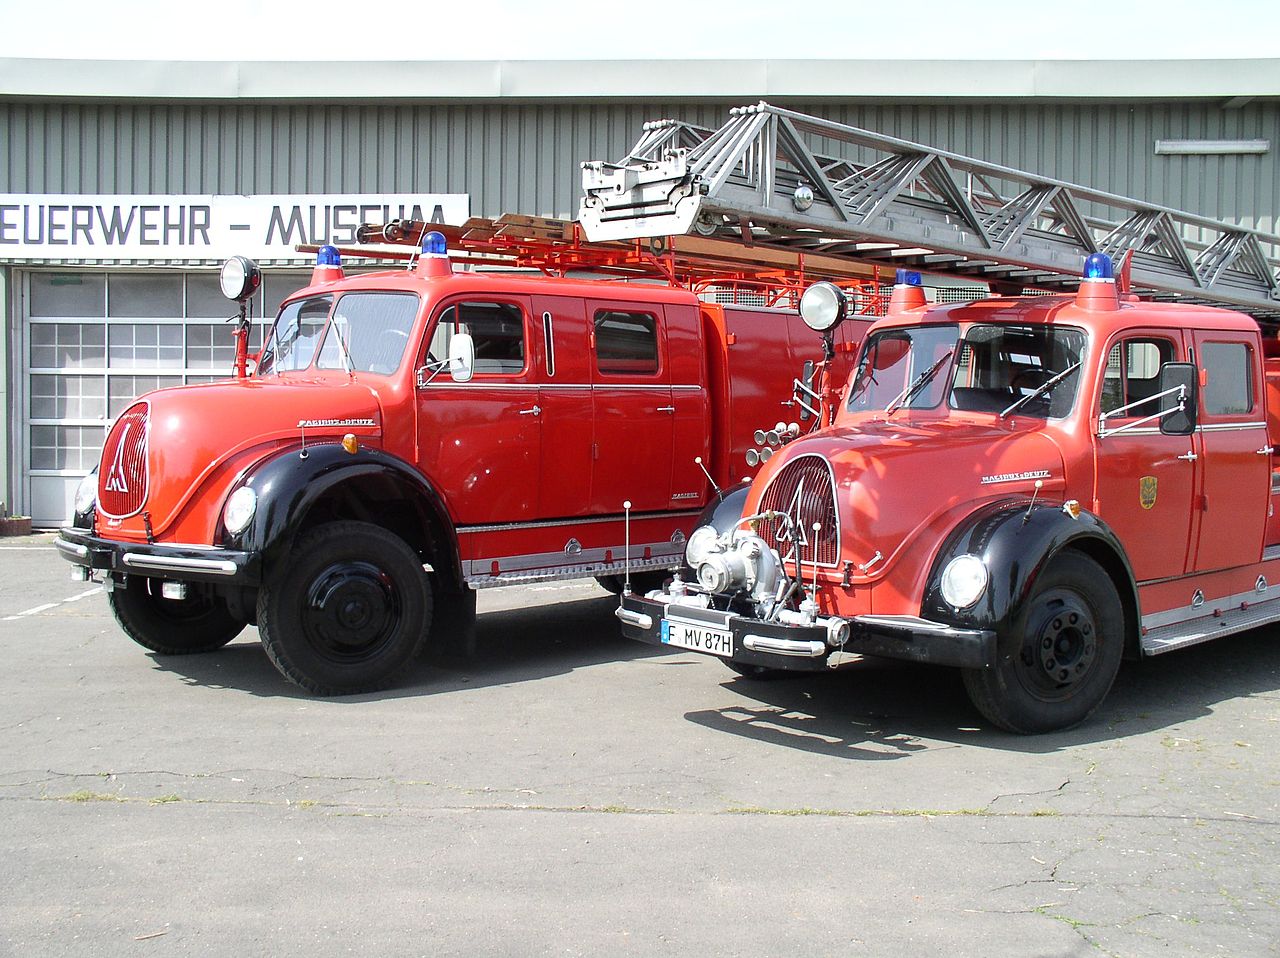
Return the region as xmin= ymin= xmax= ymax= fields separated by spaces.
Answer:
xmin=428 ymin=302 xmax=525 ymax=375
xmin=594 ymin=310 xmax=658 ymax=375
xmin=1100 ymin=337 xmax=1175 ymax=415
xmin=1201 ymin=341 xmax=1254 ymax=416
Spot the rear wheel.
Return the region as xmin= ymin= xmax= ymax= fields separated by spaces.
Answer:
xmin=109 ymin=577 xmax=244 ymax=654
xmin=257 ymin=521 xmax=432 ymax=695
xmin=962 ymin=551 xmax=1123 ymax=734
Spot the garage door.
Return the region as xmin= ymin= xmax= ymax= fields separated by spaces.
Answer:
xmin=20 ymin=268 xmax=297 ymax=526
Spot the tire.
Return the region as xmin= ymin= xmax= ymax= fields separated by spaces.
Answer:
xmin=109 ymin=576 xmax=244 ymax=654
xmin=256 ymin=521 xmax=432 ymax=695
xmin=962 ymin=551 xmax=1123 ymax=734
xmin=595 ymin=571 xmax=670 ymax=595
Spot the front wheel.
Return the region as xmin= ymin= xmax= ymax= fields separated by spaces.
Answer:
xmin=962 ymin=551 xmax=1123 ymax=734
xmin=257 ymin=521 xmax=432 ymax=695
xmin=109 ymin=577 xmax=244 ymax=654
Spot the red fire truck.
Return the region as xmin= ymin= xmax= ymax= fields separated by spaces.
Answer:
xmin=597 ymin=103 xmax=1280 ymax=734
xmin=53 ymin=216 xmax=866 ymax=695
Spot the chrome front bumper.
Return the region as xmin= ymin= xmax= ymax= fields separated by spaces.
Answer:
xmin=54 ymin=527 xmax=258 ymax=585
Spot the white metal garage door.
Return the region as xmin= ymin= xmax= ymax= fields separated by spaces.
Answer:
xmin=20 ymin=268 xmax=295 ymax=526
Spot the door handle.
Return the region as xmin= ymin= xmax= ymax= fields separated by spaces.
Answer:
xmin=1258 ymin=446 xmax=1274 ymax=455
xmin=1177 ymin=452 xmax=1198 ymax=461
xmin=656 ymin=406 xmax=676 ymax=413
xmin=519 ymin=405 xmax=542 ymax=417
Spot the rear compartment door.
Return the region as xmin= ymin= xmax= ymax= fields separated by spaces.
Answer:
xmin=531 ymin=295 xmax=594 ymax=519
xmin=588 ymin=301 xmax=674 ymax=514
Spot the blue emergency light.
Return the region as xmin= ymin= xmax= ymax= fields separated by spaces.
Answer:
xmin=1083 ymin=252 xmax=1114 ymax=281
xmin=896 ymin=269 xmax=922 ymax=286
xmin=422 ymin=231 xmax=448 ymax=256
xmin=316 ymin=245 xmax=341 ymax=266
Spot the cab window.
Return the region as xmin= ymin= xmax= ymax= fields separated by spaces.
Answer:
xmin=428 ymin=302 xmax=525 ymax=375
xmin=594 ymin=310 xmax=659 ymax=375
xmin=1100 ymin=337 xmax=1176 ymax=415
xmin=1201 ymin=341 xmax=1254 ymax=416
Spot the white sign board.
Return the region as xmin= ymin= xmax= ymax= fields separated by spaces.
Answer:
xmin=0 ymin=193 xmax=470 ymax=261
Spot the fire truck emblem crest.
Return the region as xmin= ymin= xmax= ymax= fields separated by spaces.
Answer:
xmin=1139 ymin=475 xmax=1158 ymax=510
xmin=104 ymin=424 xmax=132 ymax=495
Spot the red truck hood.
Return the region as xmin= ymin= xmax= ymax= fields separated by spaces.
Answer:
xmin=98 ymin=376 xmax=384 ymax=537
xmin=747 ymin=417 xmax=1067 ymax=575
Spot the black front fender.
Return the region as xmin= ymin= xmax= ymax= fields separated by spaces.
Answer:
xmin=227 ymin=443 xmax=461 ymax=587
xmin=921 ymin=500 xmax=1137 ymax=641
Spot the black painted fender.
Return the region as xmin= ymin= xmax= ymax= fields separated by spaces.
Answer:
xmin=226 ymin=443 xmax=461 ymax=589
xmin=697 ymin=485 xmax=752 ymax=537
xmin=920 ymin=500 xmax=1139 ymax=651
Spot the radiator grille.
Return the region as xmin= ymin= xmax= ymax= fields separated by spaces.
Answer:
xmin=757 ymin=454 xmax=840 ymax=566
xmin=98 ymin=402 xmax=149 ymax=519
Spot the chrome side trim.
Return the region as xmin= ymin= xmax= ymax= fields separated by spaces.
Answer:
xmin=1141 ymin=580 xmax=1280 ymax=631
xmin=742 ymin=635 xmax=826 ymax=657
xmin=459 ymin=511 xmax=697 ymax=534
xmin=1198 ymin=421 xmax=1267 ymax=432
xmin=121 ymin=553 xmax=239 ymax=576
xmin=420 ymin=382 xmax=704 ymax=391
xmin=615 ymin=607 xmax=653 ymax=630
xmin=464 ymin=552 xmax=677 ymax=589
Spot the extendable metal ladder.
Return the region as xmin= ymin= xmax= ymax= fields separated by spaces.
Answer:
xmin=579 ymin=102 xmax=1280 ymax=323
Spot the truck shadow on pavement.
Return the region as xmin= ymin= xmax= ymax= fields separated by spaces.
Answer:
xmin=148 ymin=593 xmax=665 ymax=698
xmin=681 ymin=626 xmax=1280 ymax=757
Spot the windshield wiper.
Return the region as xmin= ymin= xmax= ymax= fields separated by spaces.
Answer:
xmin=1000 ymin=362 xmax=1082 ymax=418
xmin=886 ymin=350 xmax=953 ymax=417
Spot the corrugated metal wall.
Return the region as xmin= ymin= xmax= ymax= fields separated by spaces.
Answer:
xmin=2 ymin=99 xmax=1277 ymax=232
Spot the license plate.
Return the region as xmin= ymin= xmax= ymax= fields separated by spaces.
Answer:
xmin=661 ymin=618 xmax=734 ymax=657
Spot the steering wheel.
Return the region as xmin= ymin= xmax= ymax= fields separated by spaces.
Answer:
xmin=1011 ymin=367 xmax=1056 ymax=393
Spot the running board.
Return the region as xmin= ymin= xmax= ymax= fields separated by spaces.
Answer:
xmin=1141 ymin=599 xmax=1280 ymax=654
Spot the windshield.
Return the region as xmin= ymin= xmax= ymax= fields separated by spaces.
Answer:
xmin=847 ymin=322 xmax=1087 ymax=420
xmin=257 ymin=291 xmax=420 ymax=376
xmin=258 ymin=296 xmax=331 ymax=375
xmin=848 ymin=325 xmax=959 ymax=413
xmin=949 ymin=324 xmax=1086 ymax=419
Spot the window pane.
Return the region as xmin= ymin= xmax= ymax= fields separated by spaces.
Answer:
xmin=185 ymin=273 xmax=231 ymax=318
xmin=29 ymin=375 xmax=105 ymax=420
xmin=428 ymin=302 xmax=525 ymax=375
xmin=108 ymin=274 xmax=182 ymax=317
xmin=186 ymin=323 xmax=238 ymax=370
xmin=29 ymin=425 xmax=105 ymax=471
xmin=29 ymin=273 xmax=104 ymax=317
xmin=109 ymin=376 xmax=182 ymax=417
xmin=108 ymin=323 xmax=184 ymax=368
xmin=257 ymin=296 xmax=332 ymax=374
xmin=29 ymin=323 xmax=106 ymax=369
xmin=316 ymin=292 xmax=419 ymax=374
xmin=1202 ymin=342 xmax=1252 ymax=415
xmin=594 ymin=311 xmax=658 ymax=375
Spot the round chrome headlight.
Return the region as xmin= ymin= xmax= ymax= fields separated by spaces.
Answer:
xmin=940 ymin=554 xmax=989 ymax=609
xmin=685 ymin=525 xmax=721 ymax=567
xmin=73 ymin=471 xmax=97 ymax=515
xmin=222 ymin=486 xmax=258 ymax=536
xmin=799 ymin=281 xmax=848 ymax=332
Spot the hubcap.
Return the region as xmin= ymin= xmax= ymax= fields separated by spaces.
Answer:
xmin=1019 ymin=593 xmax=1096 ymax=699
xmin=303 ymin=561 xmax=401 ymax=661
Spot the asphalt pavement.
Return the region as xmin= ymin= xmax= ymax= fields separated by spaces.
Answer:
xmin=1 ymin=533 xmax=1277 ymax=957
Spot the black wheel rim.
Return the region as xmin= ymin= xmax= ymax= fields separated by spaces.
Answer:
xmin=1015 ymin=588 xmax=1098 ymax=702
xmin=301 ymin=560 xmax=402 ymax=664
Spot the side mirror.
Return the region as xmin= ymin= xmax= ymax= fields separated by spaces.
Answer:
xmin=449 ymin=333 xmax=475 ymax=383
xmin=1158 ymin=362 xmax=1198 ymax=435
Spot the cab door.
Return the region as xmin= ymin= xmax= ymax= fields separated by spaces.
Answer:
xmin=1092 ymin=330 xmax=1196 ymax=582
xmin=414 ymin=296 xmax=541 ymax=524
xmin=531 ymin=295 xmax=594 ymax=519
xmin=1189 ymin=331 xmax=1269 ymax=572
xmin=588 ymin=302 xmax=674 ymax=514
